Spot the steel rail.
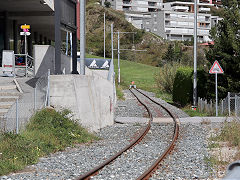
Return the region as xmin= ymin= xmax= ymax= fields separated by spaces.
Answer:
xmin=76 ymin=88 xmax=152 ymax=180
xmin=135 ymin=88 xmax=179 ymax=180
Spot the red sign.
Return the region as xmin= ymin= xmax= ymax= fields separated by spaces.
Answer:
xmin=209 ymin=60 xmax=224 ymax=74
xmin=4 ymin=65 xmax=13 ymax=67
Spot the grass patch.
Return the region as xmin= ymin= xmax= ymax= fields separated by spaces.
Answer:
xmin=217 ymin=120 xmax=240 ymax=147
xmin=156 ymin=91 xmax=173 ymax=103
xmin=182 ymin=106 xmax=209 ymax=117
xmin=116 ymin=85 xmax=125 ymax=100
xmin=86 ymin=54 xmax=105 ymax=59
xmin=208 ymin=142 xmax=220 ymax=149
xmin=85 ymin=54 xmax=172 ymax=102
xmin=114 ymin=59 xmax=158 ymax=92
xmin=204 ymin=156 xmax=228 ymax=168
xmin=0 ymin=109 xmax=98 ymax=176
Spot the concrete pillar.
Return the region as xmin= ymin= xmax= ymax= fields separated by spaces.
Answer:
xmin=72 ymin=31 xmax=78 ymax=74
xmin=39 ymin=34 xmax=43 ymax=45
xmin=13 ymin=20 xmax=18 ymax=54
xmin=44 ymin=37 xmax=47 ymax=45
xmin=21 ymin=35 xmax=25 ymax=54
xmin=28 ymin=33 xmax=33 ymax=57
xmin=34 ymin=32 xmax=38 ymax=44
xmin=54 ymin=0 xmax=61 ymax=74
xmin=4 ymin=11 xmax=10 ymax=50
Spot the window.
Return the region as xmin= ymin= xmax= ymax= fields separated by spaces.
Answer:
xmin=154 ymin=28 xmax=157 ymax=32
xmin=146 ymin=21 xmax=150 ymax=24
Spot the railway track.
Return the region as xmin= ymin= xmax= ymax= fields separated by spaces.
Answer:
xmin=77 ymin=88 xmax=179 ymax=180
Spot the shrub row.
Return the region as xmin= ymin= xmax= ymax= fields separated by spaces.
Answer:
xmin=173 ymin=67 xmax=208 ymax=106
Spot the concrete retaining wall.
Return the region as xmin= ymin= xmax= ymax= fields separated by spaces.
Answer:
xmin=50 ymin=74 xmax=114 ymax=132
xmin=33 ymin=45 xmax=71 ymax=77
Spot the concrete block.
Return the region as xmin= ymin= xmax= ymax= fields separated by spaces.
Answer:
xmin=50 ymin=74 xmax=114 ymax=132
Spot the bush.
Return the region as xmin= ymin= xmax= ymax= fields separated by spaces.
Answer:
xmin=155 ymin=61 xmax=181 ymax=93
xmin=173 ymin=67 xmax=193 ymax=106
xmin=173 ymin=67 xmax=208 ymax=106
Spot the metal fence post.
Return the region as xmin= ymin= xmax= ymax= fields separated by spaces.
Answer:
xmin=34 ymin=87 xmax=36 ymax=112
xmin=221 ymin=99 xmax=224 ymax=115
xmin=47 ymin=69 xmax=50 ymax=107
xmin=235 ymin=94 xmax=237 ymax=116
xmin=210 ymin=100 xmax=213 ymax=113
xmin=228 ymin=92 xmax=231 ymax=116
xmin=16 ymin=99 xmax=19 ymax=134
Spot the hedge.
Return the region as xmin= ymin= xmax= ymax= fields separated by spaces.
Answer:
xmin=173 ymin=67 xmax=207 ymax=106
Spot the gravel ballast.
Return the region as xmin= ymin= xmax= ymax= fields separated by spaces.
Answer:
xmin=1 ymin=89 xmax=216 ymax=180
xmin=1 ymin=124 xmax=145 ymax=180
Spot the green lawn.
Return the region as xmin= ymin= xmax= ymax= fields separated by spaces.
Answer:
xmin=85 ymin=54 xmax=170 ymax=101
xmin=86 ymin=54 xmax=104 ymax=58
xmin=114 ymin=59 xmax=158 ymax=93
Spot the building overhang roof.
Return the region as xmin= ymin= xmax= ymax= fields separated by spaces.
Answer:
xmin=0 ymin=0 xmax=77 ymax=41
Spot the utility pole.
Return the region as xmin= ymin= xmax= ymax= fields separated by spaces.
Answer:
xmin=113 ymin=31 xmax=146 ymax=85
xmin=117 ymin=31 xmax=120 ymax=85
xmin=193 ymin=0 xmax=198 ymax=107
xmin=104 ymin=12 xmax=106 ymax=59
xmin=107 ymin=23 xmax=114 ymax=81
xmin=80 ymin=0 xmax=86 ymax=75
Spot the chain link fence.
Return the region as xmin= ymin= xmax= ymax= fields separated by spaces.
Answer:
xmin=198 ymin=92 xmax=240 ymax=116
xmin=1 ymin=70 xmax=50 ymax=133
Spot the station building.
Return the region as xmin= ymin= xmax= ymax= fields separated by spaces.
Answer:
xmin=0 ymin=0 xmax=79 ymax=75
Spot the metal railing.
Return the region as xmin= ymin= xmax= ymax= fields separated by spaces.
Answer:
xmin=1 ymin=70 xmax=50 ymax=133
xmin=15 ymin=54 xmax=34 ymax=77
xmin=198 ymin=92 xmax=240 ymax=116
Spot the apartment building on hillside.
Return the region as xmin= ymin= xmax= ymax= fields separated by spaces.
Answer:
xmin=102 ymin=0 xmax=163 ymax=12
xmin=200 ymin=0 xmax=222 ymax=8
xmin=142 ymin=1 xmax=215 ymax=42
xmin=102 ymin=0 xmax=222 ymax=42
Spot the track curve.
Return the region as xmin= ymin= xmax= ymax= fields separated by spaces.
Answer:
xmin=76 ymin=88 xmax=179 ymax=180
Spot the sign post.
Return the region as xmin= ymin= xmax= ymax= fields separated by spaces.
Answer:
xmin=20 ymin=24 xmax=30 ymax=77
xmin=209 ymin=60 xmax=224 ymax=116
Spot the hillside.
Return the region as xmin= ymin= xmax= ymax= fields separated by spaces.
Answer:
xmin=86 ymin=3 xmax=168 ymax=66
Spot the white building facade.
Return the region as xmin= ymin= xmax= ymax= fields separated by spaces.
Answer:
xmin=103 ymin=0 xmax=222 ymax=42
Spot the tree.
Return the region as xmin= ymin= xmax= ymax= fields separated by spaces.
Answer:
xmin=104 ymin=1 xmax=111 ymax=8
xmin=162 ymin=42 xmax=183 ymax=64
xmin=162 ymin=44 xmax=175 ymax=63
xmin=206 ymin=0 xmax=240 ymax=97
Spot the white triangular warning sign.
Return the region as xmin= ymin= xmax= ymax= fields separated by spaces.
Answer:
xmin=101 ymin=60 xmax=109 ymax=68
xmin=209 ymin=60 xmax=224 ymax=74
xmin=89 ymin=59 xmax=98 ymax=68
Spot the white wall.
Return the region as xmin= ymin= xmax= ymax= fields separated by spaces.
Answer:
xmin=50 ymin=74 xmax=115 ymax=132
xmin=33 ymin=45 xmax=72 ymax=77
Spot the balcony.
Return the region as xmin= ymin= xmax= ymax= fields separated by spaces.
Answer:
xmin=199 ymin=7 xmax=210 ymax=12
xmin=172 ymin=6 xmax=189 ymax=12
xmin=123 ymin=0 xmax=131 ymax=5
xmin=123 ymin=6 xmax=131 ymax=11
xmin=148 ymin=2 xmax=157 ymax=6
